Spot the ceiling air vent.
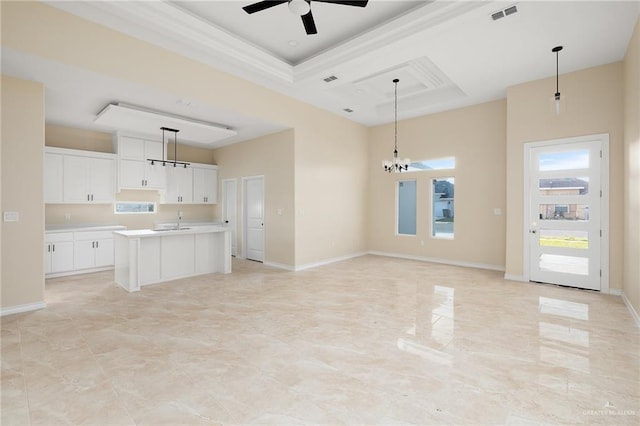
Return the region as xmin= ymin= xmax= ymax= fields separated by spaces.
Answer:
xmin=323 ymin=75 xmax=338 ymax=83
xmin=491 ymin=11 xmax=504 ymax=20
xmin=343 ymin=108 xmax=354 ymax=113
xmin=491 ymin=4 xmax=518 ymax=21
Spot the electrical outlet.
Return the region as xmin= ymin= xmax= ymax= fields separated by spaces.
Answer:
xmin=65 ymin=213 xmax=71 ymax=221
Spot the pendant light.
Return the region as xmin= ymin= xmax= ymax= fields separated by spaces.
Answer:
xmin=383 ymin=78 xmax=410 ymax=173
xmin=552 ymin=45 xmax=563 ymax=114
xmin=147 ymin=127 xmax=190 ymax=168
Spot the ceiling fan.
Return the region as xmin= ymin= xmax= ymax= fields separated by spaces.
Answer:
xmin=242 ymin=0 xmax=369 ymax=35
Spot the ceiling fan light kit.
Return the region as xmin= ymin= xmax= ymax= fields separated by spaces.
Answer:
xmin=242 ymin=0 xmax=369 ymax=35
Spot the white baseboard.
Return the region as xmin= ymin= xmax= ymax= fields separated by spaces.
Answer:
xmin=46 ymin=266 xmax=113 ymax=279
xmin=369 ymin=251 xmax=505 ymax=272
xmin=605 ymin=288 xmax=622 ymax=296
xmin=504 ymin=273 xmax=527 ymax=282
xmin=621 ymin=292 xmax=640 ymax=328
xmin=294 ymin=252 xmax=368 ymax=272
xmin=1 ymin=301 xmax=46 ymax=317
xmin=263 ymin=261 xmax=295 ymax=271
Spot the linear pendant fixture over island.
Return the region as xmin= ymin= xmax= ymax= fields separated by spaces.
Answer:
xmin=113 ymin=225 xmax=232 ymax=292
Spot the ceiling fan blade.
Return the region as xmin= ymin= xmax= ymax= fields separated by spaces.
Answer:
xmin=301 ymin=11 xmax=317 ymax=35
xmin=312 ymin=0 xmax=369 ymax=7
xmin=242 ymin=0 xmax=288 ymax=14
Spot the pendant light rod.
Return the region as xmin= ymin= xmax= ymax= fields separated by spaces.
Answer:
xmin=148 ymin=127 xmax=190 ymax=168
xmin=382 ymin=78 xmax=409 ymax=173
xmin=552 ymin=45 xmax=563 ymax=101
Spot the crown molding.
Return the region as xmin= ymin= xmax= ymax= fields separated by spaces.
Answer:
xmin=292 ymin=1 xmax=486 ymax=83
xmin=46 ymin=0 xmax=295 ymax=84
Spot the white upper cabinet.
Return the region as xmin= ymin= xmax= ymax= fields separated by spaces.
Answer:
xmin=192 ymin=164 xmax=218 ymax=204
xmin=63 ymin=155 xmax=115 ymax=203
xmin=162 ymin=166 xmax=193 ymax=204
xmin=44 ymin=147 xmax=116 ymax=204
xmin=117 ymin=136 xmax=166 ymax=190
xmin=44 ymin=152 xmax=64 ymax=203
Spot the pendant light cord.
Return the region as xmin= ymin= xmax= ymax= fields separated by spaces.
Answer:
xmin=394 ymin=78 xmax=399 ymax=155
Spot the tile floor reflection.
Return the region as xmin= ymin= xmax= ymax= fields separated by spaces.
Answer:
xmin=2 ymin=255 xmax=639 ymax=425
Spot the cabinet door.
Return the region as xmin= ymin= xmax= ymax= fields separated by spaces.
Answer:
xmin=51 ymin=241 xmax=74 ymax=273
xmin=89 ymin=157 xmax=116 ymax=203
xmin=118 ymin=137 xmax=146 ymax=160
xmin=144 ymin=161 xmax=166 ymax=189
xmin=44 ymin=153 xmax=64 ymax=203
xmin=63 ymin=155 xmax=90 ymax=202
xmin=119 ymin=159 xmax=146 ymax=189
xmin=193 ymin=167 xmax=217 ymax=204
xmin=74 ymin=240 xmax=96 ymax=270
xmin=95 ymin=238 xmax=114 ymax=267
xmin=44 ymin=244 xmax=52 ymax=274
xmin=163 ymin=166 xmax=193 ymax=203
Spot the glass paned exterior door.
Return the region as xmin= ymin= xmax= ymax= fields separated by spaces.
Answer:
xmin=529 ymin=141 xmax=602 ymax=290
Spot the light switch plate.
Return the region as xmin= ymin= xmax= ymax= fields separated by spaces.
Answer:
xmin=3 ymin=211 xmax=19 ymax=222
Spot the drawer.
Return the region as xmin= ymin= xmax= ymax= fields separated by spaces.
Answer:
xmin=74 ymin=230 xmax=116 ymax=241
xmin=45 ymin=232 xmax=74 ymax=242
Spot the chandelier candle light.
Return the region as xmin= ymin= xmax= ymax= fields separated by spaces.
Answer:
xmin=552 ymin=45 xmax=563 ymax=115
xmin=383 ymin=78 xmax=410 ymax=173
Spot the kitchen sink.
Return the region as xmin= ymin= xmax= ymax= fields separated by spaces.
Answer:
xmin=154 ymin=227 xmax=191 ymax=232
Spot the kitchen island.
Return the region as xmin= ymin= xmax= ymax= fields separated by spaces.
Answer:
xmin=113 ymin=225 xmax=231 ymax=292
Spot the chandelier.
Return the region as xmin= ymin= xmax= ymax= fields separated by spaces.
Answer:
xmin=147 ymin=127 xmax=190 ymax=168
xmin=383 ymin=78 xmax=410 ymax=173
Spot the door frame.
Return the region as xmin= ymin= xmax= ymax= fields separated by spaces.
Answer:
xmin=221 ymin=178 xmax=238 ymax=257
xmin=522 ymin=133 xmax=609 ymax=292
xmin=242 ymin=175 xmax=265 ymax=261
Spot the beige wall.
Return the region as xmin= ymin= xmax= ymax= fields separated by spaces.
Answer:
xmin=294 ymin=119 xmax=370 ymax=267
xmin=623 ymin=17 xmax=640 ymax=314
xmin=505 ymin=62 xmax=625 ymax=289
xmin=368 ymin=100 xmax=507 ymax=269
xmin=212 ymin=130 xmax=295 ymax=267
xmin=44 ymin=125 xmax=218 ymax=230
xmin=1 ymin=76 xmax=45 ymax=310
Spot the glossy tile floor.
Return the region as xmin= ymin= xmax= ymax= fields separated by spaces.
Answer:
xmin=2 ymin=255 xmax=639 ymax=425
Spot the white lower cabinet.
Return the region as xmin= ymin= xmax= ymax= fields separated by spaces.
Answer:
xmin=74 ymin=231 xmax=116 ymax=270
xmin=46 ymin=226 xmax=125 ymax=277
xmin=44 ymin=233 xmax=74 ymax=274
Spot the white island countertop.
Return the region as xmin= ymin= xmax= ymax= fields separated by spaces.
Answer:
xmin=114 ymin=225 xmax=228 ymax=238
xmin=114 ymin=226 xmax=231 ymax=292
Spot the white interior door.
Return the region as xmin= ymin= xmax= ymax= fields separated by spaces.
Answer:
xmin=222 ymin=179 xmax=238 ymax=257
xmin=527 ymin=139 xmax=603 ymax=290
xmin=244 ymin=176 xmax=264 ymax=262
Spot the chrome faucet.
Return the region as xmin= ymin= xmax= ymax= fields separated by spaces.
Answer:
xmin=177 ymin=211 xmax=183 ymax=230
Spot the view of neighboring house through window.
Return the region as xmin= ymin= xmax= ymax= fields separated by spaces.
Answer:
xmin=397 ymin=180 xmax=417 ymax=236
xmin=432 ymin=177 xmax=454 ymax=238
xmin=114 ymin=201 xmax=156 ymax=214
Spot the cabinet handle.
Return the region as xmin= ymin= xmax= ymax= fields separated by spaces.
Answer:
xmin=92 ymin=241 xmax=95 ymax=248
xmin=87 ymin=194 xmax=90 ymax=201
xmin=96 ymin=241 xmax=99 ymax=248
xmin=47 ymin=244 xmax=51 ymax=252
xmin=52 ymin=244 xmax=55 ymax=252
